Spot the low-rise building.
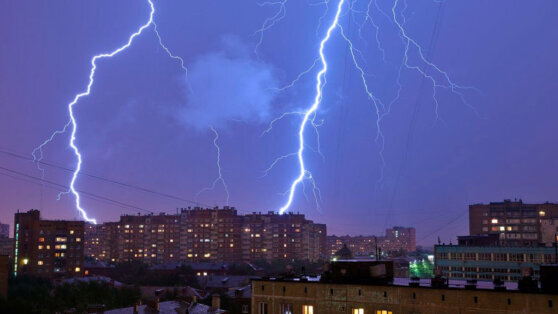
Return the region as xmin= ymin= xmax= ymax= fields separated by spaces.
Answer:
xmin=434 ymin=244 xmax=556 ymax=281
xmin=252 ymin=260 xmax=558 ymax=314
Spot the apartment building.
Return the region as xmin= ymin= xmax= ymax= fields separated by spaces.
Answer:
xmin=469 ymin=199 xmax=558 ymax=245
xmin=84 ymin=207 xmax=327 ymax=264
xmin=14 ymin=209 xmax=84 ymax=278
xmin=327 ymin=227 xmax=416 ymax=258
xmin=180 ymin=207 xmax=243 ymax=262
xmin=241 ymin=211 xmax=326 ymax=262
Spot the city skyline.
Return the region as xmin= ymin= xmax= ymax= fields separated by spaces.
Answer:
xmin=2 ymin=0 xmax=558 ymax=245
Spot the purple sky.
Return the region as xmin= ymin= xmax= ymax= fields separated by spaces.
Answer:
xmin=1 ymin=0 xmax=557 ymax=245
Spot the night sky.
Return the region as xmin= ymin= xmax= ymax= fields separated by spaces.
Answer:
xmin=1 ymin=0 xmax=557 ymax=245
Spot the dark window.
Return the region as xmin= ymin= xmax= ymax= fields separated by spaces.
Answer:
xmin=261 ymin=285 xmax=265 ymax=291
xmin=358 ymin=289 xmax=361 ymax=296
xmin=304 ymin=287 xmax=307 ymax=294
xmin=474 ymin=296 xmax=478 ymax=303
xmin=412 ymin=292 xmax=416 ymax=299
xmin=549 ymin=300 xmax=553 ymax=308
xmin=507 ymin=298 xmax=511 ymax=305
xmin=282 ymin=286 xmax=286 ymax=293
xmin=384 ymin=291 xmax=387 ymax=297
xmin=441 ymin=295 xmax=445 ymax=301
xmin=330 ymin=288 xmax=334 ymax=295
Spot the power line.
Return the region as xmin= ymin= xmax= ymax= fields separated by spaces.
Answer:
xmin=0 ymin=170 xmax=147 ymax=217
xmin=417 ymin=209 xmax=468 ymax=244
xmin=0 ymin=148 xmax=209 ymax=207
xmin=0 ymin=165 xmax=155 ymax=214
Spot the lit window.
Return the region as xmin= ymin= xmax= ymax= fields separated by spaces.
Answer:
xmin=39 ymin=237 xmax=45 ymax=242
xmin=75 ymin=267 xmax=80 ymax=272
xmin=203 ymin=272 xmax=207 ymax=276
xmin=491 ymin=219 xmax=498 ymax=224
xmin=353 ymin=309 xmax=364 ymax=314
xmin=499 ymin=226 xmax=505 ymax=231
xmin=204 ymin=253 xmax=211 ymax=258
xmin=37 ymin=261 xmax=43 ymax=266
xmin=303 ymin=305 xmax=314 ymax=314
xmin=376 ymin=311 xmax=392 ymax=314
xmin=230 ymin=244 xmax=234 ymax=247
xmin=22 ymin=258 xmax=28 ymax=265
xmin=187 ymin=254 xmax=193 ymax=258
xmin=38 ymin=245 xmax=43 ymax=250
xmin=76 ymin=238 xmax=81 ymax=242
xmin=70 ymin=230 xmax=74 ymax=235
xmin=539 ymin=211 xmax=546 ymax=217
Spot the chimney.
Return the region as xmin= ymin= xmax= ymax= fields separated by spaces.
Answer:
xmin=211 ymin=294 xmax=221 ymax=311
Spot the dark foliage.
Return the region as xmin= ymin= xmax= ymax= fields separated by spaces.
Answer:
xmin=0 ymin=275 xmax=140 ymax=313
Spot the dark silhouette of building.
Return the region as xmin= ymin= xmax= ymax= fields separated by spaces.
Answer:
xmin=333 ymin=244 xmax=353 ymax=260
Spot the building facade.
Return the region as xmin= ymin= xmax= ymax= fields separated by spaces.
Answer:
xmin=14 ymin=209 xmax=84 ymax=278
xmin=0 ymin=237 xmax=14 ymax=258
xmin=252 ymin=260 xmax=558 ymax=314
xmin=252 ymin=279 xmax=558 ymax=314
xmin=469 ymin=199 xmax=558 ymax=246
xmin=434 ymin=244 xmax=557 ymax=281
xmin=84 ymin=207 xmax=327 ymax=264
xmin=0 ymin=222 xmax=9 ymax=238
xmin=327 ymin=227 xmax=416 ymax=258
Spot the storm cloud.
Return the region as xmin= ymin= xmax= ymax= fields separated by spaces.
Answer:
xmin=179 ymin=39 xmax=278 ymax=130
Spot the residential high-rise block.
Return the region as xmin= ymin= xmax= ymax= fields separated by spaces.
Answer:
xmin=14 ymin=209 xmax=84 ymax=278
xmin=469 ymin=199 xmax=558 ymax=245
xmin=84 ymin=207 xmax=327 ymax=264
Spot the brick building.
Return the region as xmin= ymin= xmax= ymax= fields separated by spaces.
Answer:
xmin=469 ymin=199 xmax=558 ymax=246
xmin=252 ymin=260 xmax=558 ymax=314
xmin=84 ymin=207 xmax=327 ymax=264
xmin=180 ymin=207 xmax=242 ymax=262
xmin=14 ymin=209 xmax=84 ymax=278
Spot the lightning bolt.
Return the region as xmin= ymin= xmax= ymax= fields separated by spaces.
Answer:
xmin=31 ymin=0 xmax=188 ymax=224
xmin=277 ymin=0 xmax=346 ymax=215
xmin=390 ymin=0 xmax=478 ymax=120
xmin=196 ymin=127 xmax=230 ymax=205
xmin=271 ymin=0 xmax=476 ymax=213
xmin=254 ymin=0 xmax=288 ymax=55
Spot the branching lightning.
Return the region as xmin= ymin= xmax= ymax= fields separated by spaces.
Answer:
xmin=32 ymin=0 xmax=189 ymax=224
xmin=276 ymin=0 xmax=346 ymax=214
xmin=261 ymin=0 xmax=475 ymax=214
xmin=253 ymin=0 xmax=288 ymax=55
xmin=196 ymin=127 xmax=230 ymax=205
